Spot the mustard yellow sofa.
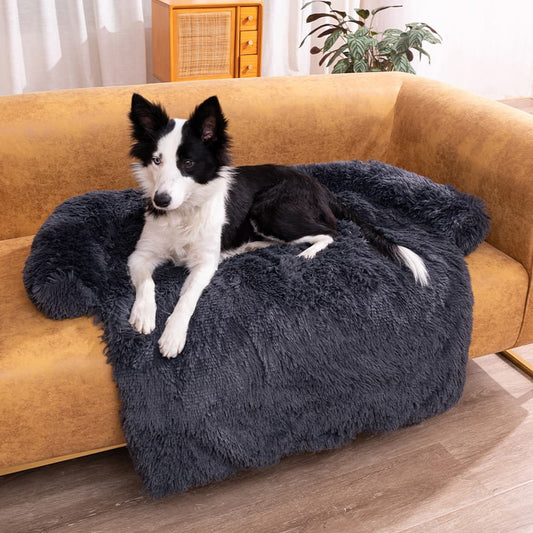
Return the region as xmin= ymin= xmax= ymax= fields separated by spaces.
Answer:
xmin=1 ymin=73 xmax=532 ymax=475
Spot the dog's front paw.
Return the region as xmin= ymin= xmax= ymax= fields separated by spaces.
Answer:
xmin=158 ymin=319 xmax=188 ymax=358
xmin=129 ymin=296 xmax=156 ymax=335
xmin=298 ymin=248 xmax=318 ymax=260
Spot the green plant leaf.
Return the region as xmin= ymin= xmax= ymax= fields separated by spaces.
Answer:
xmin=422 ymin=28 xmax=442 ymax=44
xmin=355 ymin=8 xmax=370 ymax=20
xmin=352 ymin=59 xmax=369 ymax=72
xmin=376 ymin=40 xmax=393 ymax=54
xmin=331 ymin=9 xmax=347 ymax=18
xmin=407 ymin=29 xmax=423 ymax=48
xmin=406 ymin=22 xmax=441 ymax=35
xmin=323 ymin=29 xmax=342 ymax=52
xmin=354 ymin=25 xmax=370 ymax=37
xmin=412 ymin=45 xmax=431 ymax=63
xmin=301 ymin=0 xmax=331 ymax=10
xmin=316 ymin=44 xmax=347 ymax=67
xmin=318 ymin=27 xmax=340 ymax=38
xmin=324 ymin=45 xmax=349 ymax=67
xmin=345 ymin=15 xmax=365 ymax=27
xmin=390 ymin=52 xmax=413 ymax=72
xmin=346 ymin=36 xmax=363 ymax=60
xmin=405 ymin=23 xmax=442 ymax=43
xmin=310 ymin=46 xmax=322 ymax=54
xmin=371 ymin=5 xmax=403 ymax=16
xmin=393 ymin=32 xmax=410 ymax=53
xmin=332 ymin=58 xmax=352 ymax=73
xmin=346 ymin=34 xmax=377 ymax=60
xmin=306 ymin=13 xmax=341 ymax=23
xmin=299 ymin=22 xmax=339 ymax=47
xmin=317 ymin=48 xmax=337 ymax=67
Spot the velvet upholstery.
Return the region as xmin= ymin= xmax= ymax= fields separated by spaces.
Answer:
xmin=385 ymin=77 xmax=533 ymax=345
xmin=0 ymin=73 xmax=531 ymax=475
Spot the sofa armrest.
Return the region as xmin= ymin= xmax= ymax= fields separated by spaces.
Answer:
xmin=386 ymin=76 xmax=533 ymax=275
xmin=386 ymin=76 xmax=533 ymax=345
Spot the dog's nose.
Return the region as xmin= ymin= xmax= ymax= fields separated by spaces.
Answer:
xmin=153 ymin=191 xmax=171 ymax=208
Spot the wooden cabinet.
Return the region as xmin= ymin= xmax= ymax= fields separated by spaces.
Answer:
xmin=152 ymin=0 xmax=262 ymax=82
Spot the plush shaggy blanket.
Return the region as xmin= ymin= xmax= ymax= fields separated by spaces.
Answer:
xmin=24 ymin=160 xmax=489 ymax=498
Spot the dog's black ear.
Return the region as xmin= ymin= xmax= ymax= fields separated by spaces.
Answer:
xmin=129 ymin=93 xmax=169 ymax=139
xmin=189 ymin=96 xmax=227 ymax=143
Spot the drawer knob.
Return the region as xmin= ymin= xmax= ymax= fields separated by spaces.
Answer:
xmin=247 ymin=15 xmax=254 ymax=21
xmin=247 ymin=40 xmax=254 ymax=45
xmin=247 ymin=64 xmax=253 ymax=70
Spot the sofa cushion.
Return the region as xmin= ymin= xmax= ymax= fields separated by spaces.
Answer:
xmin=467 ymin=241 xmax=529 ymax=356
xmin=0 ymin=236 xmax=123 ymax=473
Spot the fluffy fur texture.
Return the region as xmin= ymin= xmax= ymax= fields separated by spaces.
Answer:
xmin=127 ymin=94 xmax=430 ymax=358
xmin=23 ymin=159 xmax=489 ymax=498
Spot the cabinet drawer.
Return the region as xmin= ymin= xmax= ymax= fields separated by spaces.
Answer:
xmin=239 ymin=55 xmax=258 ymax=77
xmin=240 ymin=7 xmax=258 ymax=30
xmin=240 ymin=30 xmax=258 ymax=55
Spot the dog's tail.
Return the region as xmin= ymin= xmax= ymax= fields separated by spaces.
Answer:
xmin=331 ymin=198 xmax=429 ymax=287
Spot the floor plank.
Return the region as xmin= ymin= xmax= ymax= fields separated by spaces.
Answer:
xmin=404 ymin=481 xmax=533 ymax=533
xmin=1 ymin=346 xmax=532 ymax=533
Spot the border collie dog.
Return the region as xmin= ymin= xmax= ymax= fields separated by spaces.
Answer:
xmin=128 ymin=93 xmax=429 ymax=358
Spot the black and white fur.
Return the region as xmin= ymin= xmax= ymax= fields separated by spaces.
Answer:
xmin=127 ymin=94 xmax=429 ymax=358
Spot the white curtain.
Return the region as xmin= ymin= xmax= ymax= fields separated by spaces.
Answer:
xmin=0 ymin=0 xmax=152 ymax=95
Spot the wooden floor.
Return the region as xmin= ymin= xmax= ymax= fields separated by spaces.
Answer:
xmin=1 ymin=346 xmax=532 ymax=533
xmin=1 ymin=98 xmax=532 ymax=533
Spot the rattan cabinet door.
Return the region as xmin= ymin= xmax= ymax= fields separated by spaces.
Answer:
xmin=172 ymin=8 xmax=236 ymax=80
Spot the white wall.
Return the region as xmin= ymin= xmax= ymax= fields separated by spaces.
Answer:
xmin=361 ymin=0 xmax=533 ymax=99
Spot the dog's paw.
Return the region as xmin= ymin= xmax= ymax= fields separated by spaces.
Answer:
xmin=298 ymin=247 xmax=318 ymax=260
xmin=158 ymin=320 xmax=188 ymax=358
xmin=129 ymin=297 xmax=156 ymax=335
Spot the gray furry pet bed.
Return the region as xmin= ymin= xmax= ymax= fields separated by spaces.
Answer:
xmin=23 ymin=160 xmax=489 ymax=498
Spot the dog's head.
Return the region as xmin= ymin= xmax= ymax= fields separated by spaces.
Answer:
xmin=129 ymin=93 xmax=231 ymax=212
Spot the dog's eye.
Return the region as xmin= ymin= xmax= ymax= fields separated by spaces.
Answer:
xmin=183 ymin=159 xmax=194 ymax=169
xmin=152 ymin=156 xmax=161 ymax=165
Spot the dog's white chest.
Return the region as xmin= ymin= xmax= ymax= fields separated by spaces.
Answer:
xmin=134 ymin=170 xmax=234 ymax=269
xmin=172 ymin=207 xmax=221 ymax=255
xmin=142 ymin=195 xmax=227 ymax=268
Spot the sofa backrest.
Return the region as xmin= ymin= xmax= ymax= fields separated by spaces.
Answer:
xmin=0 ymin=73 xmax=407 ymax=240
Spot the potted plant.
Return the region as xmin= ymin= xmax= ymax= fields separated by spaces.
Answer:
xmin=301 ymin=2 xmax=442 ymax=74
